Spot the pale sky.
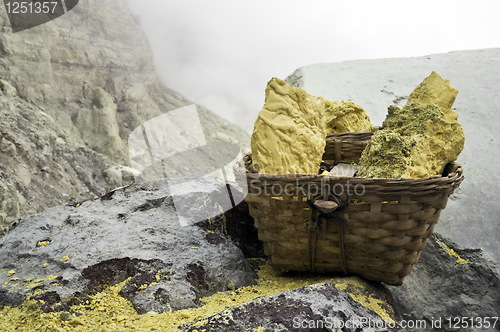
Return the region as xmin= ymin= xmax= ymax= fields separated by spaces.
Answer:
xmin=128 ymin=0 xmax=500 ymax=133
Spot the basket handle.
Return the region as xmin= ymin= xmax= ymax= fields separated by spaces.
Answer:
xmin=307 ymin=193 xmax=350 ymax=274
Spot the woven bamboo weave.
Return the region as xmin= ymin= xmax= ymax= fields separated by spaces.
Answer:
xmin=324 ymin=131 xmax=374 ymax=164
xmin=245 ymin=136 xmax=464 ymax=285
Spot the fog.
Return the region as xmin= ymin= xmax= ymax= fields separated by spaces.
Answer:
xmin=128 ymin=0 xmax=500 ymax=133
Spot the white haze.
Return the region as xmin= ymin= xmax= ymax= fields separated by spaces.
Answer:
xmin=128 ymin=0 xmax=500 ymax=133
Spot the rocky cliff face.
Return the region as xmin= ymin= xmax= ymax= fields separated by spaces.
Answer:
xmin=0 ymin=0 xmax=248 ymax=148
xmin=0 ymin=0 xmax=249 ymax=234
xmin=0 ymin=80 xmax=113 ymax=235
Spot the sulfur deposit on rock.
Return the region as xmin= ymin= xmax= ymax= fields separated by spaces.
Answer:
xmin=324 ymin=100 xmax=374 ymax=134
xmin=406 ymin=71 xmax=458 ymax=110
xmin=358 ymin=72 xmax=465 ymax=179
xmin=251 ymin=78 xmax=326 ymax=174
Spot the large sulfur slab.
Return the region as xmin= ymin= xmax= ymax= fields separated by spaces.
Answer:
xmin=251 ymin=78 xmax=326 ymax=174
xmin=358 ymin=72 xmax=465 ymax=179
xmin=324 ymin=101 xmax=374 ymax=135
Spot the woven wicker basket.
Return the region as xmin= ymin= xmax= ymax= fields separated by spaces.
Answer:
xmin=245 ymin=133 xmax=464 ymax=285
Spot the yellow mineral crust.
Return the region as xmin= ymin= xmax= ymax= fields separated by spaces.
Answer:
xmin=406 ymin=71 xmax=458 ymax=110
xmin=358 ymin=72 xmax=464 ymax=179
xmin=0 ymin=263 xmax=394 ymax=331
xmin=438 ymin=240 xmax=470 ymax=265
xmin=335 ymin=278 xmax=395 ymax=324
xmin=324 ymin=100 xmax=374 ymax=135
xmin=251 ymin=78 xmax=326 ymax=174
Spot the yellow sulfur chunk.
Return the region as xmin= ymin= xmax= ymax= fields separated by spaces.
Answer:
xmin=358 ymin=72 xmax=464 ymax=179
xmin=251 ymin=78 xmax=326 ymax=174
xmin=324 ymin=100 xmax=373 ymax=134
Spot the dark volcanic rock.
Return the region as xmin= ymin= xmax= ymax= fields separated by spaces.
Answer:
xmin=0 ymin=177 xmax=256 ymax=314
xmin=197 ymin=200 xmax=264 ymax=259
xmin=182 ymin=277 xmax=400 ymax=332
xmin=388 ymin=234 xmax=500 ymax=332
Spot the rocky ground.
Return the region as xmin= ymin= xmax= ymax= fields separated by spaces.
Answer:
xmin=0 ymin=177 xmax=257 ymax=314
xmin=0 ymin=178 xmax=498 ymax=331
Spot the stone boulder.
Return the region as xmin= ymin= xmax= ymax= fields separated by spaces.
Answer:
xmin=285 ymin=49 xmax=500 ymax=270
xmin=0 ymin=177 xmax=256 ymax=314
xmin=388 ymin=233 xmax=500 ymax=332
xmin=182 ymin=277 xmax=400 ymax=331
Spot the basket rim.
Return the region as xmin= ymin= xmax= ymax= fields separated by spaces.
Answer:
xmin=326 ymin=131 xmax=375 ymax=139
xmin=325 ymin=126 xmax=381 ymax=140
xmin=246 ymin=128 xmax=464 ymax=192
xmin=244 ymin=162 xmax=464 ymax=195
xmin=246 ymin=162 xmax=462 ymax=182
